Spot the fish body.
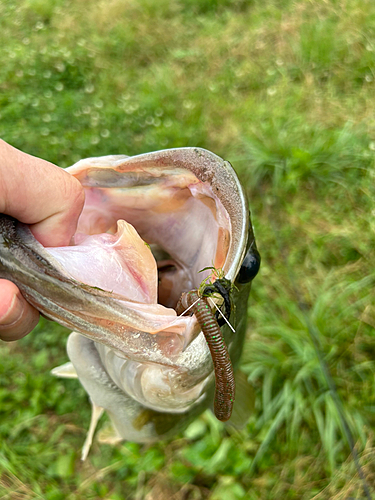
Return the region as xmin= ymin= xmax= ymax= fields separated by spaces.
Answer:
xmin=0 ymin=148 xmax=259 ymax=455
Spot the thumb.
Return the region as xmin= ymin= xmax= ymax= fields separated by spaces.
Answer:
xmin=0 ymin=140 xmax=85 ymax=247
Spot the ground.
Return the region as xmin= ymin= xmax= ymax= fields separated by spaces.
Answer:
xmin=0 ymin=0 xmax=375 ymax=498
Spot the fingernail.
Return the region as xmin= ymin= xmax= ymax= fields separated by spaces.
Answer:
xmin=0 ymin=293 xmax=24 ymax=328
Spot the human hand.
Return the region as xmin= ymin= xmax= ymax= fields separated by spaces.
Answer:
xmin=0 ymin=139 xmax=84 ymax=341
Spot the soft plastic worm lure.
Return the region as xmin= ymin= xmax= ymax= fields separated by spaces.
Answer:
xmin=176 ymin=289 xmax=235 ymax=421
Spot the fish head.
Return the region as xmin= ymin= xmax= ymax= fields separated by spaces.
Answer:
xmin=0 ymin=148 xmax=260 ymax=443
xmin=57 ymin=149 xmax=257 ymax=417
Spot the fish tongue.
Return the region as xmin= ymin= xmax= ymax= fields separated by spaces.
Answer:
xmin=46 ymin=219 xmax=158 ymax=305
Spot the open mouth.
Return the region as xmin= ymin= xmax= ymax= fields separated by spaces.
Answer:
xmin=0 ymin=149 xmax=249 ymax=366
xmin=0 ymin=151 xmax=246 ymax=366
xmin=45 ymin=153 xmax=233 ymax=341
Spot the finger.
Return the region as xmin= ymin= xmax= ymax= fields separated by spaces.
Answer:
xmin=0 ymin=280 xmax=39 ymax=341
xmin=0 ymin=140 xmax=85 ymax=247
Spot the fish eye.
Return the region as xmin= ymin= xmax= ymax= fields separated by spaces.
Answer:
xmin=237 ymin=242 xmax=261 ymax=284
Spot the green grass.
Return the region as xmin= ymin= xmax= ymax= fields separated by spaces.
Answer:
xmin=1 ymin=0 xmax=375 ymax=498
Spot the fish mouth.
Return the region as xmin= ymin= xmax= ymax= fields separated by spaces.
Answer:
xmin=51 ymin=153 xmax=232 ymax=310
xmin=44 ymin=149 xmax=249 ymax=352
xmin=0 ymin=148 xmax=249 ymax=366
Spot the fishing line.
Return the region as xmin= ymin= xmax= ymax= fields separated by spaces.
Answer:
xmin=268 ymin=197 xmax=371 ymax=499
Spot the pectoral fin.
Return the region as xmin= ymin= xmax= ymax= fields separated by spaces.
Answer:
xmin=81 ymin=400 xmax=104 ymax=461
xmin=51 ymin=362 xmax=78 ymax=379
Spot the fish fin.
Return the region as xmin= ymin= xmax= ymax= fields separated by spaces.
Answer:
xmin=81 ymin=401 xmax=105 ymax=461
xmin=50 ymin=362 xmax=78 ymax=379
xmin=97 ymin=421 xmax=123 ymax=445
xmin=227 ymin=370 xmax=255 ymax=429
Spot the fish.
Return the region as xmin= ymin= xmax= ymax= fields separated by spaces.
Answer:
xmin=0 ymin=147 xmax=260 ymax=459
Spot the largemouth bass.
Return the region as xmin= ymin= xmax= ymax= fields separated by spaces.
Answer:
xmin=0 ymin=148 xmax=260 ymax=458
